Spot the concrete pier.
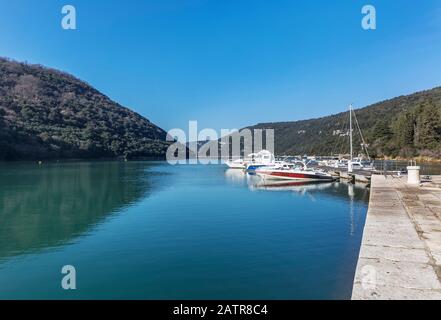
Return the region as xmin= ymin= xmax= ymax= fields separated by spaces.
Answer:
xmin=320 ymin=166 xmax=372 ymax=183
xmin=352 ymin=175 xmax=441 ymax=300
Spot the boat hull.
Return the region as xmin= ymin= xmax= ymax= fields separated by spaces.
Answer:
xmin=225 ymin=160 xmax=246 ymax=169
xmin=246 ymin=164 xmax=272 ymax=171
xmin=226 ymin=164 xmax=246 ymax=169
xmin=256 ymin=170 xmax=335 ymax=181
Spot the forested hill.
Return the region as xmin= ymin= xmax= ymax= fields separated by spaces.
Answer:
xmin=247 ymin=87 xmax=441 ymax=158
xmin=0 ymin=58 xmax=171 ymax=160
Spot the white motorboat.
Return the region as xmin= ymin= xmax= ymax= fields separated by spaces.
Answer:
xmin=225 ymin=150 xmax=276 ymax=170
xmin=350 ymin=158 xmax=375 ymax=171
xmin=244 ymin=150 xmax=276 ymax=171
xmin=225 ymin=158 xmax=246 ymax=169
xmin=256 ymin=161 xmax=335 ymax=181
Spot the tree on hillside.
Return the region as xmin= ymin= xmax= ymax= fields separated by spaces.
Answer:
xmin=414 ymin=102 xmax=441 ymax=150
xmin=0 ymin=58 xmax=171 ymax=160
xmin=369 ymin=119 xmax=394 ymax=157
xmin=393 ymin=111 xmax=416 ymax=156
xmin=372 ymin=118 xmax=393 ymax=141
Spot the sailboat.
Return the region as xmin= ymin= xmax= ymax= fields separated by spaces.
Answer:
xmin=347 ymin=104 xmax=374 ymax=173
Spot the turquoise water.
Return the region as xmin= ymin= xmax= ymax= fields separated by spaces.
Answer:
xmin=0 ymin=162 xmax=369 ymax=299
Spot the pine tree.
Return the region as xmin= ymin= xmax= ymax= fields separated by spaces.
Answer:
xmin=393 ymin=111 xmax=415 ymax=149
xmin=373 ymin=119 xmax=392 ymax=140
xmin=415 ymin=102 xmax=441 ymax=150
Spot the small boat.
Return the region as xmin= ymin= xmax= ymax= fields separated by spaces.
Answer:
xmin=350 ymin=158 xmax=375 ymax=171
xmin=336 ymin=159 xmax=349 ymax=168
xmin=346 ymin=104 xmax=376 ymax=173
xmin=225 ymin=158 xmax=246 ymax=169
xmin=256 ymin=161 xmax=335 ymax=181
xmin=317 ymin=105 xmax=376 ymax=173
xmin=225 ymin=153 xmax=259 ymax=169
xmin=225 ymin=150 xmax=276 ymax=170
xmin=244 ymin=150 xmax=276 ymax=171
xmin=318 ymin=158 xmax=338 ymax=167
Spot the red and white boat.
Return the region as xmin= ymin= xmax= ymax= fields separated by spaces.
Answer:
xmin=256 ymin=162 xmax=335 ymax=181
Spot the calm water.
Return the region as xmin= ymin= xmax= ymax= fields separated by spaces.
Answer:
xmin=0 ymin=161 xmax=370 ymax=300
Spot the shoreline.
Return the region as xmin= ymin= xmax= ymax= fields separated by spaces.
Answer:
xmin=0 ymin=157 xmax=168 ymax=163
xmin=375 ymin=157 xmax=441 ymax=163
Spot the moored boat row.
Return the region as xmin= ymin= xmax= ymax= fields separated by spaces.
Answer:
xmin=225 ymin=150 xmax=275 ymax=170
xmin=226 ymin=152 xmax=336 ymax=182
xmin=224 ymin=104 xmax=377 ymax=183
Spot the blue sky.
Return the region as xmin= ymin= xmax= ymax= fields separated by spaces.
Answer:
xmin=1 ymin=0 xmax=440 ymax=132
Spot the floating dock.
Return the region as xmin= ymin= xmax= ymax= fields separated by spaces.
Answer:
xmin=352 ymin=175 xmax=441 ymax=300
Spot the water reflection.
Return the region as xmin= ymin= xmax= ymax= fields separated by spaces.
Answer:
xmin=225 ymin=169 xmax=369 ymax=200
xmin=0 ymin=164 xmax=370 ymax=299
xmin=250 ymin=179 xmax=336 ymax=193
xmin=0 ymin=161 xmax=158 ymax=259
xmin=225 ymin=169 xmax=370 ymax=236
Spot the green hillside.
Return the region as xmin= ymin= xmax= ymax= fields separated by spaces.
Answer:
xmin=0 ymin=58 xmax=171 ymax=160
xmin=247 ymin=87 xmax=441 ymax=158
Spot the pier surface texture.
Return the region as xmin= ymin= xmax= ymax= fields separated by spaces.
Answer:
xmin=352 ymin=175 xmax=441 ymax=300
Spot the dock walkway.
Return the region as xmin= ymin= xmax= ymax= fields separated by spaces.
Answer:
xmin=318 ymin=166 xmax=373 ymax=183
xmin=352 ymin=175 xmax=441 ymax=299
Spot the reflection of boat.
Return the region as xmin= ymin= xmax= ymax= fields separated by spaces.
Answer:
xmin=258 ymin=180 xmax=332 ymax=188
xmin=224 ymin=165 xmax=370 ymax=203
xmin=252 ymin=180 xmax=335 ymax=192
xmin=225 ymin=169 xmax=264 ymax=189
xmin=256 ymin=162 xmax=335 ymax=181
xmin=225 ymin=168 xmax=247 ymax=184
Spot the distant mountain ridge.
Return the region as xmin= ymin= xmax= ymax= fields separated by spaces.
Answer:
xmin=0 ymin=58 xmax=171 ymax=160
xmin=246 ymin=87 xmax=441 ymax=158
xmin=1 ymin=58 xmax=440 ymax=161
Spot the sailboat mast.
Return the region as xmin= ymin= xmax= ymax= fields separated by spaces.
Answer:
xmin=348 ymin=104 xmax=354 ymax=173
xmin=349 ymin=104 xmax=353 ymax=161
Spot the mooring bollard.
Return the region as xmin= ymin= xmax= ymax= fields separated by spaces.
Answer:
xmin=407 ymin=165 xmax=421 ymax=185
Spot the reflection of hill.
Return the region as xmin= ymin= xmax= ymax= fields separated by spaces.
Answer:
xmin=0 ymin=161 xmax=157 ymax=259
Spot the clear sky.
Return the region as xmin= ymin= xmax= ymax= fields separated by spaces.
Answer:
xmin=1 ymin=0 xmax=440 ymax=132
